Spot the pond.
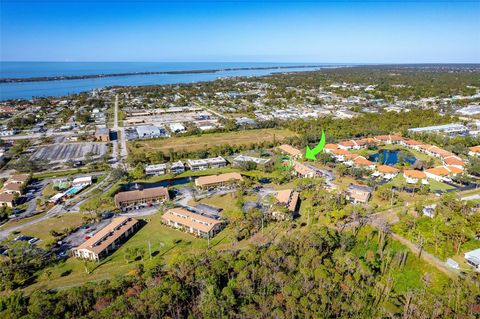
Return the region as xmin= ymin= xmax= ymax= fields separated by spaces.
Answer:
xmin=369 ymin=149 xmax=416 ymax=165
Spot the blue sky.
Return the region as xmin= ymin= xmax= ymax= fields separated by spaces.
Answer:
xmin=1 ymin=0 xmax=479 ymax=63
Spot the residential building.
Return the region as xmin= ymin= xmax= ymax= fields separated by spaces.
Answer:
xmin=195 ymin=172 xmax=243 ymax=189
xmin=346 ymin=184 xmax=373 ymax=204
xmin=271 ymin=189 xmax=300 ymax=220
xmin=162 ymin=207 xmax=224 ymax=238
xmin=145 ymin=163 xmax=167 ymax=176
xmin=114 ymin=186 xmax=170 ymax=211
xmin=232 ymin=155 xmax=273 ymax=171
xmin=71 ymin=217 xmax=139 ymax=261
xmin=442 ymin=155 xmax=465 ymax=169
xmin=95 ymin=127 xmax=110 ymax=142
xmin=170 ymin=161 xmax=185 ymax=174
xmin=0 ymin=193 xmax=15 ymax=208
xmin=186 ymin=156 xmax=227 ymax=171
xmin=425 ymin=166 xmax=463 ymax=182
xmin=293 ymin=161 xmax=316 ymax=178
xmin=375 ymin=165 xmax=399 ymax=180
xmin=403 ymin=170 xmax=428 ymax=184
xmin=464 ymin=248 xmax=480 ymax=270
xmin=468 ymin=146 xmax=480 ymax=157
xmin=277 ymin=144 xmax=303 ymax=159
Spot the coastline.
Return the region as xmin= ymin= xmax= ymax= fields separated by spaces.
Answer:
xmin=0 ymin=65 xmax=323 ymax=83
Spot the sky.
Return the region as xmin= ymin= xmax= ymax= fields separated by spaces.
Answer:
xmin=0 ymin=0 xmax=479 ymax=63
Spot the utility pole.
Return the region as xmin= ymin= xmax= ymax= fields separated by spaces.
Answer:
xmin=148 ymin=240 xmax=152 ymax=260
xmin=207 ymin=233 xmax=210 ymax=249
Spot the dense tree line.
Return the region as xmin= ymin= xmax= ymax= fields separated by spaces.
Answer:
xmin=1 ymin=227 xmax=479 ymax=318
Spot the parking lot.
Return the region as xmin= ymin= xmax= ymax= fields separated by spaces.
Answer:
xmin=31 ymin=142 xmax=108 ymax=163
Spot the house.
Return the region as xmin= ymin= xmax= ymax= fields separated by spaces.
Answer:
xmin=468 ymin=146 xmax=480 ymax=157
xmin=425 ymin=166 xmax=463 ymax=182
xmin=403 ymin=170 xmax=428 ymax=184
xmin=71 ymin=217 xmax=139 ymax=261
xmin=232 ymin=155 xmax=273 ymax=171
xmin=95 ymin=127 xmax=110 ymax=142
xmin=195 ymin=172 xmax=243 ymax=189
xmin=292 ymin=161 xmax=316 ymax=178
xmin=114 ymin=186 xmax=170 ymax=211
xmin=375 ymin=165 xmax=399 ymax=180
xmin=72 ymin=176 xmax=92 ymax=186
xmin=346 ymin=184 xmax=373 ymax=204
xmin=145 ymin=164 xmax=167 ymax=176
xmin=277 ymin=144 xmax=302 ymax=159
xmin=162 ymin=207 xmax=224 ymax=238
xmin=186 ymin=156 xmax=227 ymax=171
xmin=0 ymin=193 xmax=15 ymax=208
xmin=464 ymin=248 xmax=480 ymax=269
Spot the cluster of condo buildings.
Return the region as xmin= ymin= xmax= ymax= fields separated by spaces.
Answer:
xmin=0 ymin=174 xmax=30 ymax=208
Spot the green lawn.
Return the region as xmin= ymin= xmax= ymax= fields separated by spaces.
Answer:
xmin=24 ymin=211 xmax=233 ymax=292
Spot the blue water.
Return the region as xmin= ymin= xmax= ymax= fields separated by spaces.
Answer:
xmin=369 ymin=149 xmax=416 ymax=165
xmin=0 ymin=62 xmax=341 ymax=100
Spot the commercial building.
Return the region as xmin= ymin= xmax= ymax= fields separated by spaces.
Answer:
xmin=162 ymin=207 xmax=224 ymax=238
xmin=195 ymin=172 xmax=243 ymax=189
xmin=232 ymin=155 xmax=273 ymax=171
xmin=407 ymin=123 xmax=469 ymax=136
xmin=71 ymin=217 xmax=139 ymax=261
xmin=186 ymin=156 xmax=227 ymax=171
xmin=95 ymin=127 xmax=110 ymax=142
xmin=72 ymin=176 xmax=93 ymax=186
xmin=114 ymin=186 xmax=170 ymax=211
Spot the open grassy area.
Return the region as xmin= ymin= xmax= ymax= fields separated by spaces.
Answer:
xmin=17 ymin=213 xmax=88 ymax=248
xmin=23 ymin=211 xmax=233 ymax=292
xmin=0 ymin=212 xmax=47 ymax=231
xmin=128 ymin=128 xmax=297 ymax=154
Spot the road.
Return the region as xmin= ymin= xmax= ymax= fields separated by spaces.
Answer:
xmin=114 ymin=95 xmax=128 ymax=160
xmin=0 ymin=171 xmax=113 ymax=240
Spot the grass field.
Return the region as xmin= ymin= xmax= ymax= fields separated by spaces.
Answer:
xmin=23 ymin=211 xmax=234 ymax=292
xmin=17 ymin=213 xmax=88 ymax=248
xmin=128 ymin=128 xmax=297 ymax=153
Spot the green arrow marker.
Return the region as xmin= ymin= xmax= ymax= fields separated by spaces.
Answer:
xmin=305 ymin=130 xmax=326 ymax=161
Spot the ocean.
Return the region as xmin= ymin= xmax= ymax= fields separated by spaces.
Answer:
xmin=0 ymin=62 xmax=339 ymax=101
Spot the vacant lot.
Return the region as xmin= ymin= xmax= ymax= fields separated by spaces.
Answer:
xmin=128 ymin=128 xmax=296 ymax=153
